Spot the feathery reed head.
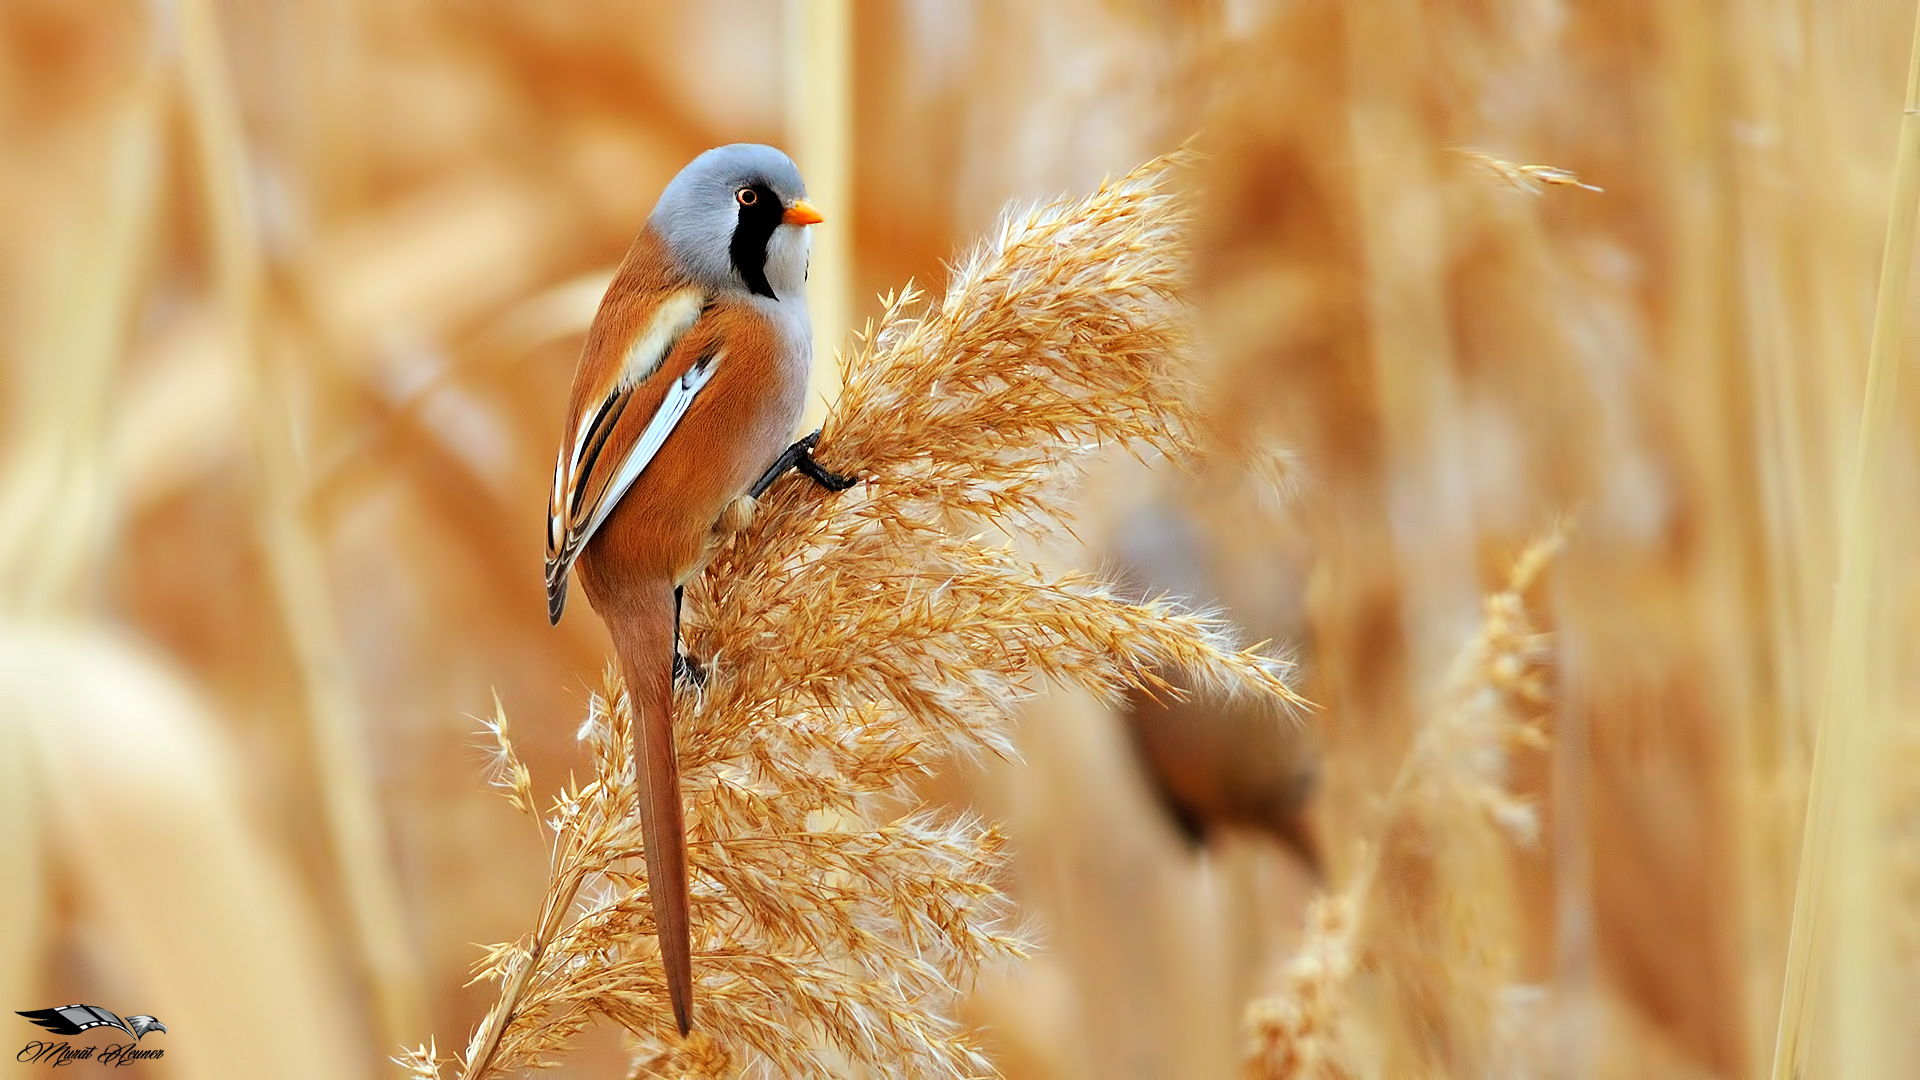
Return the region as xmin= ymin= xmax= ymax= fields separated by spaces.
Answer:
xmin=1245 ymin=528 xmax=1562 ymax=1079
xmin=406 ymin=151 xmax=1306 ymax=1079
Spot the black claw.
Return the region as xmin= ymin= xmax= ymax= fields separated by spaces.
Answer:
xmin=750 ymin=429 xmax=860 ymax=498
xmin=797 ymin=455 xmax=858 ymax=491
xmin=672 ymin=652 xmax=707 ymax=689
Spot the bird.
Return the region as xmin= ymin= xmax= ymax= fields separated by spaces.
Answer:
xmin=1120 ymin=679 xmax=1323 ymax=870
xmin=1107 ymin=500 xmax=1323 ymax=871
xmin=543 ymin=143 xmax=854 ymax=1036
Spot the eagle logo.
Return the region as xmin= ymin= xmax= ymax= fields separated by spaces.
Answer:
xmin=16 ymin=1004 xmax=167 ymax=1041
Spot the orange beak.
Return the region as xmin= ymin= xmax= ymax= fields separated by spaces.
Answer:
xmin=781 ymin=199 xmax=825 ymax=226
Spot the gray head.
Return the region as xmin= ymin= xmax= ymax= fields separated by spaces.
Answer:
xmin=650 ymin=143 xmax=819 ymax=304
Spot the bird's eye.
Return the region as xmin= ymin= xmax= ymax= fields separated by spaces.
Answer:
xmin=736 ymin=187 xmax=758 ymax=206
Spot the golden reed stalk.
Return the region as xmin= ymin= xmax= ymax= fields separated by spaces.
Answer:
xmin=1772 ymin=4 xmax=1920 ymax=1076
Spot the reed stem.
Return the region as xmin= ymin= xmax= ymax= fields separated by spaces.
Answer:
xmin=1770 ymin=4 xmax=1920 ymax=1075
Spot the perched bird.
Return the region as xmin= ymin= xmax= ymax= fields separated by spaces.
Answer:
xmin=1109 ymin=501 xmax=1323 ymax=871
xmin=1120 ymin=679 xmax=1323 ymax=869
xmin=544 ymin=144 xmax=854 ymax=1036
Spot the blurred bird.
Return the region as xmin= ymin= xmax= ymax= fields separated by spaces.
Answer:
xmin=544 ymin=144 xmax=853 ymax=1036
xmin=1121 ymin=680 xmax=1323 ymax=870
xmin=1109 ymin=502 xmax=1323 ymax=871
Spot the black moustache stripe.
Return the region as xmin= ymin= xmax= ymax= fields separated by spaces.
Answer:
xmin=729 ymin=182 xmax=783 ymax=300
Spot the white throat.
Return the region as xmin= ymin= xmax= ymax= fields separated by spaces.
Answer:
xmin=763 ymin=224 xmax=813 ymax=305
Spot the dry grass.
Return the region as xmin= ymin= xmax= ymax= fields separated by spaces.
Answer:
xmin=400 ymin=155 xmax=1304 ymax=1078
xmin=1455 ymin=149 xmax=1605 ymax=197
xmin=1773 ymin=8 xmax=1920 ymax=1077
xmin=1244 ymin=529 xmax=1560 ymax=1079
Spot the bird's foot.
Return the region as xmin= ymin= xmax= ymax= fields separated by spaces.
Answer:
xmin=750 ymin=429 xmax=859 ymax=497
xmin=672 ymin=652 xmax=707 ymax=689
xmin=790 ymin=429 xmax=858 ymax=492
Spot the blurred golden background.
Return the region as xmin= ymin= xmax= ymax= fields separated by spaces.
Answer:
xmin=5 ymin=0 xmax=1920 ymax=1076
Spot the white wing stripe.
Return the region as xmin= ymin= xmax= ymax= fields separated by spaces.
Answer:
xmin=570 ymin=351 xmax=723 ymax=554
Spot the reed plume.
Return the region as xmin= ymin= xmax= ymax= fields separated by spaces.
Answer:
xmin=1245 ymin=528 xmax=1562 ymax=1079
xmin=400 ymin=151 xmax=1305 ymax=1079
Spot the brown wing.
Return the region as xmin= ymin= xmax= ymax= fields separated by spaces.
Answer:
xmin=545 ymin=235 xmax=716 ymax=623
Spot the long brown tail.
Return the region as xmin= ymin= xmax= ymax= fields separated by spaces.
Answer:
xmin=611 ymin=581 xmax=694 ymax=1035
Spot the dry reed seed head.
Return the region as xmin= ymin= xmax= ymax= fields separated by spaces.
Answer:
xmin=1245 ymin=892 xmax=1361 ymax=1080
xmin=1453 ymin=147 xmax=1605 ymax=195
xmin=441 ymin=152 xmax=1301 ymax=1078
xmin=1243 ymin=530 xmax=1565 ymax=1079
xmin=629 ymin=1029 xmax=731 ymax=1079
xmin=819 ymin=154 xmax=1201 ymax=536
xmin=1402 ymin=527 xmax=1566 ymax=844
xmin=397 ymin=1039 xmax=450 ymax=1079
xmin=479 ymin=690 xmax=538 ymax=823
